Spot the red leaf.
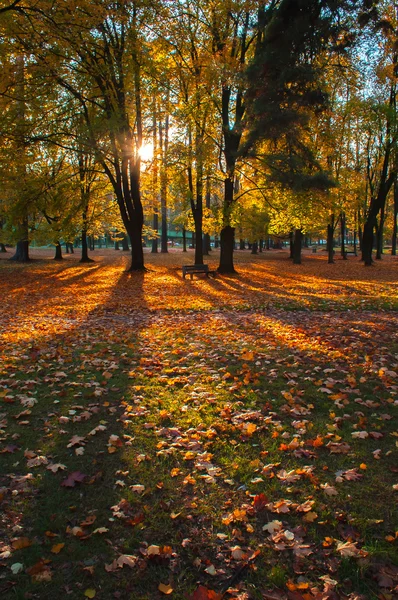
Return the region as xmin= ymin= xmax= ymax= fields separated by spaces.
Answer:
xmin=189 ymin=585 xmax=222 ymax=600
xmin=253 ymin=493 xmax=268 ymax=512
xmin=61 ymin=471 xmax=86 ymax=488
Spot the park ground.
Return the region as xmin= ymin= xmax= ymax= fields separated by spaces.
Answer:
xmin=0 ymin=247 xmax=397 ymax=600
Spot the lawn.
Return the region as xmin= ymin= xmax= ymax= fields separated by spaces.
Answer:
xmin=0 ymin=247 xmax=397 ymax=600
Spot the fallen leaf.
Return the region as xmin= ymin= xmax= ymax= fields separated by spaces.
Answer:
xmin=51 ymin=543 xmax=65 ymax=554
xmin=158 ymin=583 xmax=173 ymax=595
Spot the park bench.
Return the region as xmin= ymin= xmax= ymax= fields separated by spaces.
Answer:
xmin=182 ymin=264 xmax=217 ymax=280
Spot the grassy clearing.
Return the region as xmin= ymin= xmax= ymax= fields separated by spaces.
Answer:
xmin=0 ymin=249 xmax=397 ymax=599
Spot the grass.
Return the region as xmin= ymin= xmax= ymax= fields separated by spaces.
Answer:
xmin=0 ymin=248 xmax=397 ymax=599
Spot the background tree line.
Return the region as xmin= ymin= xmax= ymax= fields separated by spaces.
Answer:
xmin=0 ymin=0 xmax=397 ymax=271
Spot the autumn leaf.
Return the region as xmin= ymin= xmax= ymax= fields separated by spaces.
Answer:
xmin=11 ymin=537 xmax=32 ymax=550
xmin=253 ymin=492 xmax=268 ymax=512
xmin=50 ymin=543 xmax=65 ymax=554
xmin=158 ymin=583 xmax=173 ymax=595
xmin=80 ymin=515 xmax=96 ymax=527
xmin=189 ymin=585 xmax=222 ymax=600
xmin=61 ymin=471 xmax=86 ymax=487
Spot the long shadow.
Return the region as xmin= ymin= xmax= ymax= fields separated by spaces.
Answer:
xmin=0 ymin=268 xmax=156 ymax=598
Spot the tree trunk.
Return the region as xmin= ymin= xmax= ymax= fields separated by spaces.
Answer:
xmin=81 ymin=230 xmax=93 ymax=263
xmin=160 ymin=112 xmax=169 ymax=253
xmin=362 ymin=217 xmax=374 ymax=266
xmin=251 ymin=241 xmax=258 ymax=254
xmin=203 ymin=176 xmax=211 ymax=256
xmin=392 ymin=177 xmax=398 ymax=255
xmin=340 ymin=212 xmax=347 ymax=259
xmin=289 ymin=231 xmax=294 ymax=259
xmin=239 ymin=238 xmax=245 ymax=250
xmin=10 ymin=239 xmax=29 ymax=262
xmin=151 ymin=212 xmax=159 ymax=253
xmin=0 ymin=243 xmax=6 ymax=252
xmin=218 ymin=178 xmax=236 ymax=273
xmin=54 ymin=241 xmax=63 ymax=260
xmin=127 ymin=221 xmax=145 ymax=271
xmin=327 ymin=217 xmax=335 ymax=264
xmin=182 ymin=227 xmax=187 ymax=252
xmin=259 ymin=239 xmax=263 ymax=252
xmin=292 ymin=229 xmax=302 ymax=264
xmin=376 ymin=204 xmax=385 ymax=260
xmin=218 ymin=225 xmax=235 ymax=273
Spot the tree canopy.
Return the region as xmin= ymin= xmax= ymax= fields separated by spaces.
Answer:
xmin=0 ymin=0 xmax=397 ymax=268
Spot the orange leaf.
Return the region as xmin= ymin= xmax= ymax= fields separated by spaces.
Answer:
xmin=51 ymin=543 xmax=65 ymax=554
xmin=12 ymin=537 xmax=32 ymax=550
xmin=158 ymin=583 xmax=173 ymax=595
xmin=189 ymin=586 xmax=222 ymax=600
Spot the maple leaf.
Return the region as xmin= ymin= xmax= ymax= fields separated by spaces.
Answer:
xmin=67 ymin=435 xmax=86 ymax=448
xmin=46 ymin=463 xmax=67 ymax=473
xmin=321 ymin=483 xmax=338 ymax=496
xmin=263 ymin=520 xmax=283 ymax=534
xmin=61 ymin=471 xmax=86 ymax=487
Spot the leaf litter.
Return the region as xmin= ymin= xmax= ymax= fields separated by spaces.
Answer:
xmin=0 ymin=249 xmax=397 ymax=599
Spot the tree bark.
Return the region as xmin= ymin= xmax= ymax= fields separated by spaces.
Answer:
xmin=340 ymin=212 xmax=347 ymax=259
xmin=292 ymin=229 xmax=302 ymax=264
xmin=0 ymin=243 xmax=6 ymax=252
xmin=392 ymin=177 xmax=398 ymax=255
xmin=160 ymin=109 xmax=169 ymax=253
xmin=218 ymin=178 xmax=236 ymax=272
xmin=376 ymin=203 xmax=385 ymax=260
xmin=218 ymin=225 xmax=235 ymax=273
xmin=10 ymin=239 xmax=29 ymax=262
xmin=251 ymin=241 xmax=258 ymax=254
xmin=151 ymin=212 xmax=159 ymax=253
xmin=289 ymin=231 xmax=294 ymax=259
xmin=327 ymin=216 xmax=335 ymax=264
xmin=54 ymin=241 xmax=63 ymax=260
xmin=182 ymin=227 xmax=187 ymax=252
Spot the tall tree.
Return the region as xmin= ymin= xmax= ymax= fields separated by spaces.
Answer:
xmin=14 ymin=1 xmax=157 ymax=271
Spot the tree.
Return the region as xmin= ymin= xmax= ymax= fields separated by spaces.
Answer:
xmin=14 ymin=1 xmax=159 ymax=271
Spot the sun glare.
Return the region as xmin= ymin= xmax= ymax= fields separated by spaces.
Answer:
xmin=139 ymin=142 xmax=154 ymax=161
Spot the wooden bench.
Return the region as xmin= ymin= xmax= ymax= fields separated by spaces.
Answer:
xmin=182 ymin=264 xmax=217 ymax=280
